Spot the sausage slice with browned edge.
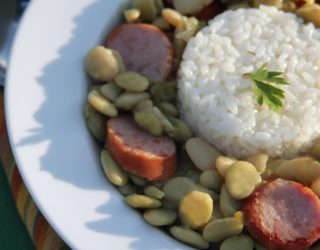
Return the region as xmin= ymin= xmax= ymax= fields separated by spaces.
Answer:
xmin=106 ymin=116 xmax=177 ymax=181
xmin=242 ymin=178 xmax=320 ymax=250
xmin=106 ymin=24 xmax=173 ymax=82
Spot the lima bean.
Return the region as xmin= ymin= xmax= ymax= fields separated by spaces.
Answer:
xmin=220 ymin=235 xmax=254 ymax=250
xmin=167 ymin=117 xmax=192 ymax=142
xmin=185 ymin=137 xmax=220 ymax=171
xmin=130 ymin=174 xmax=148 ymax=186
xmin=88 ymin=90 xmax=118 ymax=117
xmin=101 ymin=150 xmax=129 ymax=187
xmin=115 ymin=92 xmax=150 ymax=110
xmin=173 ymin=0 xmax=211 ymax=14
xmin=111 ymin=49 xmax=126 ymax=72
xmin=124 ymin=8 xmax=141 ymax=23
xmin=225 ymin=161 xmax=261 ymax=200
xmin=162 ymin=8 xmax=183 ymax=27
xmin=202 ymin=213 xmax=244 ymax=242
xmin=124 ymin=194 xmax=161 ymax=208
xmin=133 ymin=99 xmax=154 ymax=112
xmin=199 ymin=170 xmax=223 ymax=192
xmin=275 ymin=157 xmax=320 ymax=185
xmin=100 ymin=83 xmax=123 ymax=102
xmin=144 ymin=185 xmax=165 ymax=199
xmin=115 ymin=71 xmax=149 ymax=92
xmin=246 ymin=153 xmax=268 ymax=173
xmin=170 ymin=226 xmax=209 ymax=249
xmin=84 ymin=104 xmax=106 ymax=142
xmin=162 ymin=177 xmax=213 ymax=204
xmin=179 ymin=191 xmax=213 ymax=229
xmin=143 ymin=209 xmax=177 ymax=226
xmin=219 ymin=184 xmax=240 ymax=217
xmin=118 ymin=182 xmax=136 ymax=196
xmin=85 ymin=46 xmax=119 ymax=81
xmin=215 ymin=155 xmax=236 ymax=177
xmin=134 ymin=110 xmax=163 ymax=136
xmin=132 ymin=0 xmax=158 ymax=22
xmin=158 ymin=102 xmax=178 ymax=117
xmin=150 ymin=81 xmax=177 ymax=103
xmin=152 ymin=107 xmax=174 ymax=132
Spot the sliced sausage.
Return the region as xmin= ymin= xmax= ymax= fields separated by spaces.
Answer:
xmin=106 ymin=116 xmax=177 ymax=181
xmin=242 ymin=178 xmax=320 ymax=250
xmin=106 ymin=23 xmax=173 ymax=82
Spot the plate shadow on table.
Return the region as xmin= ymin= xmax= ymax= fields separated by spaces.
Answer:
xmin=14 ymin=0 xmax=184 ymax=249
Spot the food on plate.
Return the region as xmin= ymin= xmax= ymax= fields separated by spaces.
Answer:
xmin=84 ymin=0 xmax=320 ymax=248
xmin=243 ymin=179 xmax=320 ymax=250
xmin=106 ymin=23 xmax=173 ymax=82
xmin=107 ymin=116 xmax=177 ymax=180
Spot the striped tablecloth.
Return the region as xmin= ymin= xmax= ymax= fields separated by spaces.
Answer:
xmin=0 ymin=89 xmax=68 ymax=250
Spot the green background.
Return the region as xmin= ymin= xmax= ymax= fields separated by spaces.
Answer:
xmin=0 ymin=163 xmax=34 ymax=250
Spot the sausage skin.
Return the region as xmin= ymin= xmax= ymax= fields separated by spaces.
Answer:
xmin=242 ymin=178 xmax=320 ymax=250
xmin=106 ymin=116 xmax=177 ymax=181
xmin=106 ymin=23 xmax=173 ymax=82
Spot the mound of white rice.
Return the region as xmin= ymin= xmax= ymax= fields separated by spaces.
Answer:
xmin=178 ymin=6 xmax=320 ymax=158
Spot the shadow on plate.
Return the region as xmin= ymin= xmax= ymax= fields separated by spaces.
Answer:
xmin=15 ymin=0 xmax=184 ymax=249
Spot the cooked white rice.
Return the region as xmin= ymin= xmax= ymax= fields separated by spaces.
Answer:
xmin=178 ymin=6 xmax=320 ymax=158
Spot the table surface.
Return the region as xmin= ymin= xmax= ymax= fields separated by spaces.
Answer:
xmin=0 ymin=162 xmax=34 ymax=250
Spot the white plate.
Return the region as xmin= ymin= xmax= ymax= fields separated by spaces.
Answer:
xmin=5 ymin=0 xmax=191 ymax=249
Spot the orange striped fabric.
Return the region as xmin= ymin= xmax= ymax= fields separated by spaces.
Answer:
xmin=0 ymin=90 xmax=68 ymax=250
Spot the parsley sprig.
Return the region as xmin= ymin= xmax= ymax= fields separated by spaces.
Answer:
xmin=244 ymin=63 xmax=289 ymax=113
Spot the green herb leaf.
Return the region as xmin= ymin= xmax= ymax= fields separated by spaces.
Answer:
xmin=245 ymin=63 xmax=289 ymax=112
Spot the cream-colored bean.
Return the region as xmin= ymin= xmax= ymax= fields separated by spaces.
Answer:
xmin=215 ymin=156 xmax=236 ymax=177
xmin=143 ymin=209 xmax=177 ymax=226
xmin=167 ymin=117 xmax=192 ymax=142
xmin=186 ymin=137 xmax=220 ymax=171
xmin=225 ymin=161 xmax=261 ymax=200
xmin=170 ymin=226 xmax=210 ymax=249
xmin=202 ymin=212 xmax=244 ymax=242
xmin=133 ymin=0 xmax=158 ymax=22
xmin=111 ymin=49 xmax=125 ymax=72
xmin=118 ymin=182 xmax=135 ymax=196
xmin=84 ymin=104 xmax=106 ymax=142
xmin=124 ymin=194 xmax=161 ymax=208
xmin=85 ymin=46 xmax=119 ymax=81
xmin=162 ymin=177 xmax=213 ymax=204
xmin=88 ymin=90 xmax=118 ymax=117
xmin=282 ymin=0 xmax=296 ymax=12
xmin=173 ymin=0 xmax=212 ymax=14
xmin=162 ymin=8 xmax=183 ymax=27
xmin=220 ymin=184 xmax=240 ymax=217
xmin=246 ymin=153 xmax=268 ymax=173
xmin=311 ymin=177 xmax=320 ymax=197
xmin=124 ymin=8 xmax=141 ymax=23
xmin=101 ymin=150 xmax=128 ymax=186
xmin=115 ymin=92 xmax=150 ymax=110
xmin=144 ymin=185 xmax=165 ymax=199
xmin=158 ymin=102 xmax=178 ymax=117
xmin=100 ymin=83 xmax=123 ymax=102
xmin=220 ymin=235 xmax=254 ymax=250
xmin=179 ymin=191 xmax=213 ymax=229
xmin=115 ymin=71 xmax=149 ymax=92
xmin=296 ymin=3 xmax=320 ymax=27
xmin=130 ymin=174 xmax=148 ymax=186
xmin=228 ymin=2 xmax=251 ymax=10
xmin=275 ymin=157 xmax=320 ymax=185
xmin=134 ymin=110 xmax=163 ymax=136
xmin=199 ymin=170 xmax=223 ymax=192
xmin=152 ymin=107 xmax=174 ymax=132
xmin=153 ymin=17 xmax=171 ymax=31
